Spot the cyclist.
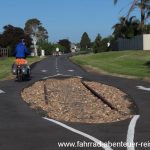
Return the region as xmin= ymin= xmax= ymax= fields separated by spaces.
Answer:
xmin=12 ymin=39 xmax=31 ymax=79
xmin=15 ymin=39 xmax=29 ymax=60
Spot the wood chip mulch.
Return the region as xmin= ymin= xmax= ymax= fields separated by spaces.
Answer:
xmin=21 ymin=77 xmax=135 ymax=123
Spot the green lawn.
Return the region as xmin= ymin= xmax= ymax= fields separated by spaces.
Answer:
xmin=0 ymin=56 xmax=45 ymax=80
xmin=71 ymin=50 xmax=150 ymax=79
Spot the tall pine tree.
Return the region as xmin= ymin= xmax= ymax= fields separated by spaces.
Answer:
xmin=93 ymin=34 xmax=102 ymax=53
xmin=80 ymin=32 xmax=91 ymax=50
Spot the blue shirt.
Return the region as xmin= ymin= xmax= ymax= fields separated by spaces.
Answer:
xmin=15 ymin=42 xmax=29 ymax=58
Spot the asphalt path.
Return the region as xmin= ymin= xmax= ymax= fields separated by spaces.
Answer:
xmin=0 ymin=54 xmax=150 ymax=150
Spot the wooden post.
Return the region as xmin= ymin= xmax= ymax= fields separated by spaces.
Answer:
xmin=44 ymin=82 xmax=48 ymax=105
xmin=0 ymin=48 xmax=8 ymax=57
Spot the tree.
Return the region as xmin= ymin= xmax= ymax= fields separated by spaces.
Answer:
xmin=100 ymin=36 xmax=115 ymax=51
xmin=51 ymin=43 xmax=66 ymax=53
xmin=37 ymin=40 xmax=52 ymax=55
xmin=93 ymin=34 xmax=114 ymax=53
xmin=114 ymin=0 xmax=150 ymax=33
xmin=112 ymin=16 xmax=141 ymax=39
xmin=144 ymin=23 xmax=150 ymax=33
xmin=37 ymin=26 xmax=48 ymax=40
xmin=0 ymin=25 xmax=31 ymax=55
xmin=58 ymin=39 xmax=71 ymax=53
xmin=24 ymin=18 xmax=48 ymax=56
xmin=126 ymin=16 xmax=141 ymax=37
xmin=112 ymin=17 xmax=127 ymax=39
xmin=80 ymin=32 xmax=91 ymax=50
xmin=93 ymin=34 xmax=102 ymax=53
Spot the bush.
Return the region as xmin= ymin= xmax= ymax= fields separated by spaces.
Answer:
xmin=37 ymin=40 xmax=52 ymax=55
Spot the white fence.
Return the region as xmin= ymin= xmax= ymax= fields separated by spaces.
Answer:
xmin=112 ymin=34 xmax=150 ymax=51
xmin=0 ymin=48 xmax=8 ymax=57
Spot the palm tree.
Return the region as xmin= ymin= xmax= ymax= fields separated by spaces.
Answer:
xmin=114 ymin=0 xmax=150 ymax=33
xmin=112 ymin=17 xmax=127 ymax=39
xmin=126 ymin=16 xmax=141 ymax=37
xmin=112 ymin=16 xmax=140 ymax=39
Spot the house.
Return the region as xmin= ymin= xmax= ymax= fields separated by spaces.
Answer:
xmin=71 ymin=43 xmax=80 ymax=53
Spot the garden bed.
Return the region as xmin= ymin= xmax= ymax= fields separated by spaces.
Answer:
xmin=22 ymin=77 xmax=135 ymax=123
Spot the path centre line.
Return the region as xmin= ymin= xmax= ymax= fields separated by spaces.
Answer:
xmin=41 ymin=70 xmax=48 ymax=73
xmin=56 ymin=57 xmax=58 ymax=67
xmin=55 ymin=57 xmax=60 ymax=73
xmin=126 ymin=115 xmax=140 ymax=150
xmin=68 ymin=69 xmax=74 ymax=72
xmin=43 ymin=117 xmax=113 ymax=150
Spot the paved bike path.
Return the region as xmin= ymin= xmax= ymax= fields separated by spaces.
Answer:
xmin=0 ymin=55 xmax=150 ymax=150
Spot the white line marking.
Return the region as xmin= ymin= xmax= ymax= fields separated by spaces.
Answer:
xmin=42 ymin=74 xmax=83 ymax=80
xmin=41 ymin=70 xmax=48 ymax=73
xmin=126 ymin=115 xmax=140 ymax=150
xmin=43 ymin=117 xmax=113 ymax=150
xmin=76 ymin=76 xmax=83 ymax=79
xmin=136 ymin=86 xmax=150 ymax=91
xmin=42 ymin=74 xmax=64 ymax=79
xmin=68 ymin=69 xmax=74 ymax=72
xmin=55 ymin=57 xmax=60 ymax=73
xmin=56 ymin=73 xmax=62 ymax=76
xmin=0 ymin=89 xmax=5 ymax=94
xmin=56 ymin=57 xmax=58 ymax=66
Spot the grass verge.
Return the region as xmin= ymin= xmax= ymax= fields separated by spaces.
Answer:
xmin=71 ymin=50 xmax=150 ymax=80
xmin=0 ymin=56 xmax=45 ymax=80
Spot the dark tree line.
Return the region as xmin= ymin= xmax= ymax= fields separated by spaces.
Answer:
xmin=80 ymin=32 xmax=91 ymax=50
xmin=114 ymin=0 xmax=150 ymax=33
xmin=0 ymin=25 xmax=32 ymax=50
xmin=113 ymin=0 xmax=150 ymax=39
xmin=112 ymin=16 xmax=150 ymax=39
xmin=79 ymin=32 xmax=114 ymax=53
xmin=0 ymin=18 xmax=49 ymax=56
xmin=0 ymin=18 xmax=72 ymax=56
xmin=58 ymin=39 xmax=71 ymax=53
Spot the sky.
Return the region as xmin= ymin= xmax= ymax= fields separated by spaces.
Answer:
xmin=0 ymin=0 xmax=140 ymax=43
